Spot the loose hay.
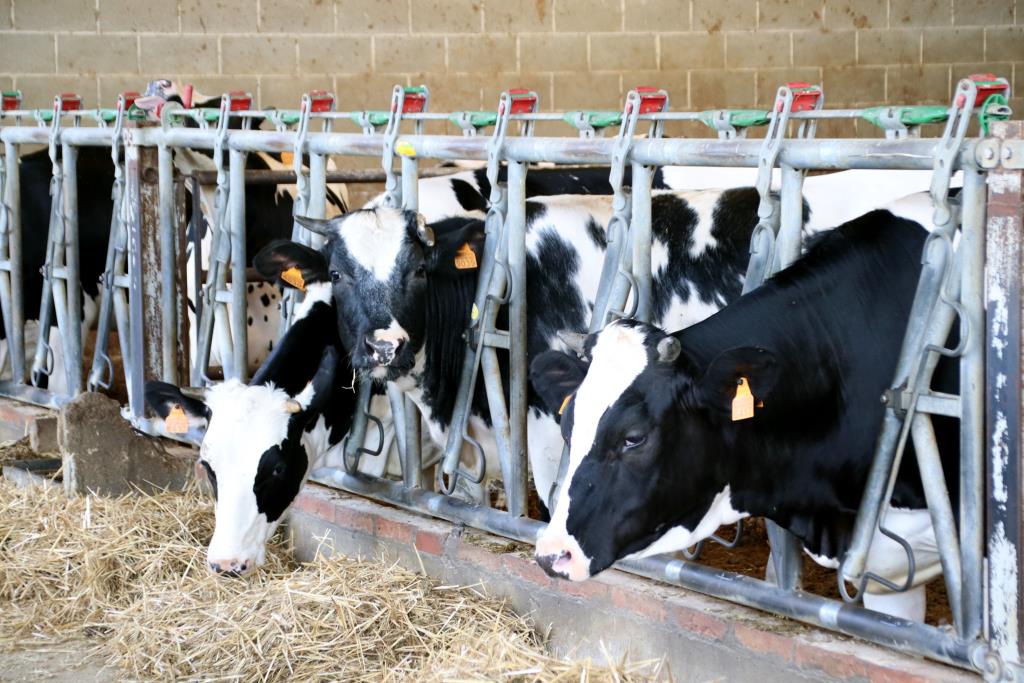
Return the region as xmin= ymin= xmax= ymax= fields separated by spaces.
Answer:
xmin=0 ymin=479 xmax=663 ymax=681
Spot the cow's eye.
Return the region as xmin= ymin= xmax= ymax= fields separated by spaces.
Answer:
xmin=272 ymin=463 xmax=286 ymax=478
xmin=329 ymin=270 xmax=341 ymax=283
xmin=414 ymin=264 xmax=426 ymax=278
xmin=622 ymin=433 xmax=647 ymax=451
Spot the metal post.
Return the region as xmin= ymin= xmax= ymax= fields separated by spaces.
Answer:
xmin=630 ymin=163 xmax=654 ymax=322
xmin=59 ymin=142 xmax=82 ymax=395
xmin=158 ymin=144 xmax=177 ymax=383
xmin=985 ymin=120 xmax=1024 ymax=673
xmin=124 ymin=134 xmax=146 ymax=419
xmin=1 ymin=140 xmax=24 ymax=383
xmin=228 ymin=148 xmax=247 ymax=382
xmin=399 ymin=153 xmax=422 ymax=487
xmin=958 ymin=165 xmax=986 ymax=643
xmin=504 ymin=159 xmax=528 ymax=518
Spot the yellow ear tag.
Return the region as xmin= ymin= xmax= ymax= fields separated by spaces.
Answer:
xmin=454 ymin=243 xmax=478 ymax=270
xmin=280 ymin=151 xmax=295 ymax=166
xmin=165 ymin=404 xmax=189 ymax=434
xmin=558 ymin=394 xmax=572 ymax=416
xmin=281 ymin=266 xmax=306 ymax=292
xmin=731 ymin=377 xmax=755 ymax=422
xmin=470 ymin=303 xmax=479 ymax=321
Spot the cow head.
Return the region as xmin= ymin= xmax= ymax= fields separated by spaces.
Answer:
xmin=144 ymin=347 xmax=337 ymax=576
xmin=530 ymin=319 xmax=779 ymax=581
xmin=265 ymin=208 xmax=484 ymax=385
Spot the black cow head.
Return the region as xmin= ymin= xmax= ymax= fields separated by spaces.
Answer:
xmin=530 ymin=319 xmax=779 ymax=581
xmin=262 ymin=207 xmax=484 ymax=386
xmin=144 ymin=346 xmax=337 ymax=577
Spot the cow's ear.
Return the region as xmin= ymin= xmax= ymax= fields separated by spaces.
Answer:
xmin=427 ymin=218 xmax=486 ymax=275
xmin=697 ymin=346 xmax=780 ymax=417
xmin=530 ymin=350 xmax=590 ymax=420
xmin=144 ymin=378 xmax=209 ymax=421
xmin=253 ymin=239 xmax=328 ymax=290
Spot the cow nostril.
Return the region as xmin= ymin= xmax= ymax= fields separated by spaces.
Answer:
xmin=209 ymin=561 xmax=221 ymax=573
xmin=239 ymin=562 xmax=248 ymax=573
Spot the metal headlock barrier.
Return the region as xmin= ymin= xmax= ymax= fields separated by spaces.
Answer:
xmin=1 ymin=72 xmax=1022 ymax=678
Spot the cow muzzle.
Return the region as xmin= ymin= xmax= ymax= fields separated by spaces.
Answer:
xmin=535 ymin=532 xmax=592 ymax=581
xmin=364 ymin=337 xmax=402 ymax=366
xmin=208 ymin=557 xmax=254 ymax=577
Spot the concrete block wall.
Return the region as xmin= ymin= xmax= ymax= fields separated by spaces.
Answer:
xmin=0 ymin=0 xmax=1021 ymax=134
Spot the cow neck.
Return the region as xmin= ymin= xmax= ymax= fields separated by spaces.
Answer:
xmin=674 ymin=213 xmax=931 ymax=531
xmin=419 ymin=265 xmax=486 ymax=428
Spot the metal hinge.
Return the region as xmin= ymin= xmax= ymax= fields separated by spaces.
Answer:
xmin=976 ymin=138 xmax=1024 ymax=170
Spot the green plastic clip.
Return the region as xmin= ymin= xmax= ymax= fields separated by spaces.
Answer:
xmin=698 ymin=109 xmax=771 ymax=131
xmin=563 ymin=111 xmax=623 ymax=131
xmin=861 ymin=105 xmax=949 ymax=129
xmin=979 ymin=93 xmax=1012 ymax=136
xmin=449 ymin=111 xmax=498 ymax=128
xmin=351 ymin=111 xmax=390 ymax=128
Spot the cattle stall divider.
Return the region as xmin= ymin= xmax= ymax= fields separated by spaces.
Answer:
xmin=2 ymin=78 xmax=1021 ymax=678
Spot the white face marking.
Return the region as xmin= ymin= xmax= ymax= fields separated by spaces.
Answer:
xmin=201 ymin=380 xmax=299 ymax=570
xmin=625 ymin=486 xmax=748 ymax=560
xmin=537 ymin=322 xmax=650 ymax=580
xmin=338 ymin=208 xmax=408 ymax=281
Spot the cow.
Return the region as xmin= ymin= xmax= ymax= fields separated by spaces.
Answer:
xmin=259 ymin=188 xmax=771 ymax=507
xmin=144 ymin=256 xmax=355 ymax=575
xmin=529 ymin=199 xmax=956 ymax=622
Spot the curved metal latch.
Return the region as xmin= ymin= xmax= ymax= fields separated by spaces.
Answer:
xmin=381 ymin=85 xmax=429 ymax=209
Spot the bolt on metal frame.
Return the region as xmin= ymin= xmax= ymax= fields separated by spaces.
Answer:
xmin=3 ymin=76 xmax=1019 ymax=676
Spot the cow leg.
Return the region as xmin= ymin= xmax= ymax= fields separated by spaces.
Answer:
xmin=863 ymin=585 xmax=927 ymax=622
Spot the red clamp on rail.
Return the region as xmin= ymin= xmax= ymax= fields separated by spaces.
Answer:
xmin=633 ymin=86 xmax=668 ymax=115
xmin=120 ymin=91 xmax=140 ymax=110
xmin=960 ymin=73 xmax=1009 ymax=108
xmin=400 ymin=86 xmax=428 ymax=114
xmin=304 ymin=89 xmax=334 ymax=113
xmin=1 ymin=90 xmax=22 ymax=111
xmin=505 ymin=88 xmax=538 ymax=115
xmin=57 ymin=92 xmax=82 ymax=112
xmin=226 ymin=90 xmax=252 ymax=111
xmin=781 ymin=82 xmax=822 ymax=112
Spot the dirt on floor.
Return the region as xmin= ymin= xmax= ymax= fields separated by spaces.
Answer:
xmin=0 ymin=640 xmax=112 ymax=682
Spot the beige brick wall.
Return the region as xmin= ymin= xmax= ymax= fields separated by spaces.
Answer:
xmin=1 ymin=0 xmax=1021 ymax=138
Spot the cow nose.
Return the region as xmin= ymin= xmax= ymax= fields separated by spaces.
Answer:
xmin=535 ymin=549 xmax=571 ymax=579
xmin=364 ymin=337 xmax=401 ymax=364
xmin=208 ymin=558 xmax=251 ymax=577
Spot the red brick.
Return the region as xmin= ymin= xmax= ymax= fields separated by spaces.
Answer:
xmin=733 ymin=622 xmax=795 ymax=661
xmin=794 ymin=641 xmax=869 ymax=679
xmin=553 ymin=576 xmax=611 ymax=601
xmin=334 ymin=506 xmax=374 ymax=535
xmin=672 ymin=607 xmax=729 ymax=640
xmin=610 ymin=585 xmax=669 ymax=622
xmin=502 ymin=554 xmax=554 ymax=587
xmin=865 ymin=663 xmax=968 ymax=683
xmin=454 ymin=540 xmax=507 ymax=573
xmin=292 ymin=491 xmax=317 ymax=515
xmin=376 ymin=517 xmax=414 ymax=544
xmin=415 ymin=530 xmax=445 ymax=556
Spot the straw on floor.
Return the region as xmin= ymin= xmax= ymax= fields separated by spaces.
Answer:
xmin=0 ymin=478 xmax=664 ymax=681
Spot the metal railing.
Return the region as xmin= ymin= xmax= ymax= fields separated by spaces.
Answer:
xmin=1 ymin=75 xmax=1020 ymax=679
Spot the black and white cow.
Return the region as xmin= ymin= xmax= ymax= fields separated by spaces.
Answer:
xmin=529 ymin=200 xmax=955 ymax=621
xmin=144 ymin=259 xmax=355 ymax=575
xmin=261 ymin=188 xmax=768 ymax=505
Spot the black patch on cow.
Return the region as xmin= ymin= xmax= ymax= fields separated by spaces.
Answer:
xmin=248 ymin=284 xmax=254 ymax=293
xmin=260 ymin=293 xmax=271 ymax=307
xmin=584 ymin=217 xmax=607 ymax=249
xmin=199 ymin=460 xmax=219 ymax=500
xmin=253 ymin=440 xmax=307 ymax=523
xmin=451 ymin=178 xmax=489 ymax=213
xmin=247 ymin=316 xmax=253 ymax=326
xmin=524 ymin=199 xmax=547 ymax=227
xmin=263 ymin=314 xmax=268 ymax=322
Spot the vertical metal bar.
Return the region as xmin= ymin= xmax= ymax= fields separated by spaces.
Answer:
xmin=3 ymin=141 xmax=24 ymax=382
xmin=343 ymin=380 xmax=373 ymax=467
xmin=124 ymin=137 xmax=146 ymax=419
xmin=958 ymin=165 xmax=986 ymax=642
xmin=985 ymin=122 xmax=1024 ymax=670
xmin=158 ymin=144 xmax=177 ymax=383
xmin=60 ymin=143 xmax=82 ymax=396
xmin=773 ymin=164 xmax=804 ymax=273
xmin=505 ymin=159 xmax=528 ymax=518
xmin=630 ymin=163 xmax=654 ymax=323
xmin=229 ymin=148 xmax=247 ymax=382
xmin=400 ymin=154 xmax=422 ymax=487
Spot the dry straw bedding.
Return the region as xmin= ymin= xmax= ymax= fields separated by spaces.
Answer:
xmin=0 ymin=479 xmax=663 ymax=681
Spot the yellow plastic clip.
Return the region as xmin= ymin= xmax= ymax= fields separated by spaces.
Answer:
xmin=165 ymin=404 xmax=189 ymax=434
xmin=281 ymin=266 xmax=306 ymax=292
xmin=731 ymin=377 xmax=756 ymax=422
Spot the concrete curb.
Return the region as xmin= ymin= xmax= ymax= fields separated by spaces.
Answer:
xmin=289 ymin=484 xmax=973 ymax=683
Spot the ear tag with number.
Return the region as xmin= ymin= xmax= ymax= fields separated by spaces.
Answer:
xmin=558 ymin=394 xmax=573 ymax=416
xmin=731 ymin=377 xmax=756 ymax=422
xmin=281 ymin=266 xmax=305 ymax=292
xmin=165 ymin=404 xmax=189 ymax=434
xmin=454 ymin=243 xmax=478 ymax=270
xmin=470 ymin=303 xmax=479 ymax=321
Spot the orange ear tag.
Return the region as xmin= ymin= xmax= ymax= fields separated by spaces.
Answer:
xmin=281 ymin=266 xmax=306 ymax=292
xmin=280 ymin=151 xmax=295 ymax=166
xmin=454 ymin=243 xmax=478 ymax=270
xmin=165 ymin=404 xmax=189 ymax=434
xmin=558 ymin=394 xmax=573 ymax=416
xmin=731 ymin=377 xmax=755 ymax=422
